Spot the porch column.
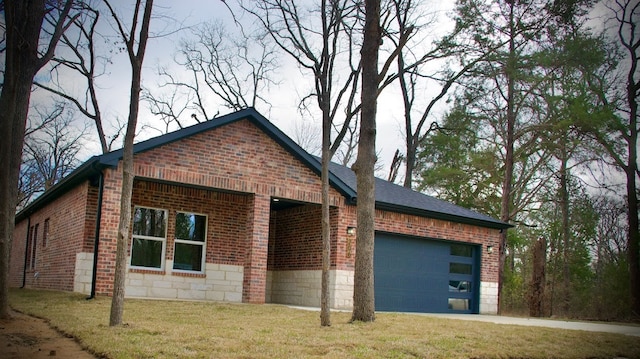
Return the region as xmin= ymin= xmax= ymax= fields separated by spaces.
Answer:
xmin=242 ymin=193 xmax=270 ymax=303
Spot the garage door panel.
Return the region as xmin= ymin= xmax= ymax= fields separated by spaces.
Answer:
xmin=374 ymin=233 xmax=479 ymax=314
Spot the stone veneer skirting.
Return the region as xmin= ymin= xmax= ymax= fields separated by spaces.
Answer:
xmin=74 ymin=253 xmax=244 ymax=302
xmin=480 ymin=281 xmax=498 ymax=314
xmin=266 ymin=269 xmax=354 ymax=309
xmin=124 ymin=261 xmax=244 ymax=302
xmin=74 ymin=252 xmax=94 ymax=294
xmin=75 ymin=251 xmax=499 ymax=314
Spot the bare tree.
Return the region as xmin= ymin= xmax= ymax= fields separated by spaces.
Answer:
xmin=242 ymin=0 xmax=363 ymax=326
xmin=592 ymin=0 xmax=639 ymax=316
xmin=0 ymin=0 xmax=76 ymax=320
xmin=243 ymin=0 xmax=410 ymax=326
xmin=34 ymin=1 xmax=117 ymax=153
xmin=103 ymin=0 xmax=154 ymax=327
xmin=143 ymin=21 xmax=279 ymax=130
xmin=292 ymin=119 xmax=322 ymax=156
xmin=19 ymin=103 xmax=88 ymax=209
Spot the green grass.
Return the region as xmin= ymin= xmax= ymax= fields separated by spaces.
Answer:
xmin=9 ymin=289 xmax=640 ymax=358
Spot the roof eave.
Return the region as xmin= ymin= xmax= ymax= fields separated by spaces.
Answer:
xmin=15 ymin=156 xmax=105 ymax=223
xmin=375 ymin=201 xmax=513 ymax=230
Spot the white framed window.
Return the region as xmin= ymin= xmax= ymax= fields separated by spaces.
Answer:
xmin=130 ymin=206 xmax=167 ymax=270
xmin=173 ymin=212 xmax=207 ymax=272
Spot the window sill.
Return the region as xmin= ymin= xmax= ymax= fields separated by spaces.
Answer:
xmin=129 ymin=268 xmax=166 ymax=275
xmin=171 ymin=271 xmax=206 ymax=278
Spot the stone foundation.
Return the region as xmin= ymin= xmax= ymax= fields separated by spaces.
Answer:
xmin=266 ymin=269 xmax=354 ymax=309
xmin=480 ymin=281 xmax=498 ymax=314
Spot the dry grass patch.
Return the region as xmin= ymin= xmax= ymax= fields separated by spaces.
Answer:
xmin=9 ymin=289 xmax=640 ymax=358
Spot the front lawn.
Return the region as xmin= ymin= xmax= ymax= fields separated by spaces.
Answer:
xmin=9 ymin=289 xmax=640 ymax=358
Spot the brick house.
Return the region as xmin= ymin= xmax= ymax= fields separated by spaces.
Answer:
xmin=10 ymin=108 xmax=509 ymax=314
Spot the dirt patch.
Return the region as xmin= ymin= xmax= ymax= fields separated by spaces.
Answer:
xmin=0 ymin=310 xmax=96 ymax=359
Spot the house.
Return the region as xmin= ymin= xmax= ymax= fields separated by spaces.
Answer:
xmin=9 ymin=108 xmax=509 ymax=314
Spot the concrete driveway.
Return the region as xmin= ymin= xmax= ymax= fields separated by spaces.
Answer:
xmin=291 ymin=306 xmax=640 ymax=337
xmin=412 ymin=313 xmax=640 ymax=337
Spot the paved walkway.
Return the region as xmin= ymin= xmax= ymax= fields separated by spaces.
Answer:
xmin=397 ymin=312 xmax=640 ymax=337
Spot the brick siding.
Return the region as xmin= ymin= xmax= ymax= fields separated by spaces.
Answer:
xmin=10 ymin=181 xmax=97 ymax=291
xmin=12 ymin=117 xmax=500 ymax=311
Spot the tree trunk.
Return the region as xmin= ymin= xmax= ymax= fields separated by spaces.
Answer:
xmin=0 ymin=0 xmax=71 ymax=319
xmin=108 ymin=0 xmax=154 ymax=327
xmin=320 ymin=141 xmax=331 ymax=326
xmin=351 ymin=0 xmax=380 ymax=323
xmin=498 ymin=1 xmax=516 ymax=315
xmin=109 ymin=63 xmax=141 ymax=326
xmin=626 ymin=71 xmax=639 ymax=317
xmin=0 ymin=38 xmax=39 ymax=320
xmin=529 ymin=237 xmax=546 ymax=317
xmin=559 ymin=140 xmax=571 ymax=316
xmin=319 ymin=0 xmax=332 ymax=327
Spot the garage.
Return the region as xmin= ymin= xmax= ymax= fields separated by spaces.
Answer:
xmin=374 ymin=233 xmax=480 ymax=314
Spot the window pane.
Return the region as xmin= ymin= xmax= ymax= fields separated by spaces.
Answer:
xmin=131 ymin=238 xmax=163 ymax=268
xmin=133 ymin=208 xmax=166 ymax=238
xmin=175 ymin=213 xmax=206 ymax=242
xmin=451 ymin=244 xmax=473 ymax=257
xmin=448 ymin=298 xmax=469 ymax=310
xmin=450 ymin=262 xmax=472 ymax=275
xmin=173 ymin=242 xmax=203 ymax=272
xmin=449 ymin=280 xmax=471 ymax=292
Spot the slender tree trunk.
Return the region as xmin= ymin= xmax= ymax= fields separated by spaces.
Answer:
xmin=559 ymin=140 xmax=571 ymax=316
xmin=498 ymin=1 xmax=516 ymax=315
xmin=396 ymin=48 xmax=414 ymax=189
xmin=319 ymin=0 xmax=332 ymax=327
xmin=108 ymin=0 xmax=154 ymax=327
xmin=320 ymin=140 xmax=331 ymax=326
xmin=109 ymin=62 xmax=142 ymax=326
xmin=626 ymin=73 xmax=639 ymax=317
xmin=351 ymin=0 xmax=380 ymax=323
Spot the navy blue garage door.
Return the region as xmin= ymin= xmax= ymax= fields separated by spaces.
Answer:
xmin=374 ymin=233 xmax=480 ymax=313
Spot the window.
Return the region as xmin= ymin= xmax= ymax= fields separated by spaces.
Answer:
xmin=26 ymin=226 xmax=34 ymax=269
xmin=448 ymin=298 xmax=469 ymax=310
xmin=32 ymin=224 xmax=39 ymax=268
xmin=130 ymin=207 xmax=167 ymax=269
xmin=173 ymin=212 xmax=206 ymax=272
xmin=43 ymin=218 xmax=50 ymax=248
xmin=450 ymin=244 xmax=473 ymax=257
xmin=449 ymin=280 xmax=471 ymax=292
xmin=449 ymin=262 xmax=473 ymax=275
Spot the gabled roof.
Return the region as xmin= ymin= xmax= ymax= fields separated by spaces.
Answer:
xmin=16 ymin=107 xmax=510 ymax=229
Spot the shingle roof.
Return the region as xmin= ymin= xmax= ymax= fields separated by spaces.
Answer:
xmin=16 ymin=107 xmax=509 ymax=229
xmin=323 ymin=160 xmax=510 ymax=229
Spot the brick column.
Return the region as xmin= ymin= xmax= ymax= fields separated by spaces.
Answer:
xmin=242 ymin=193 xmax=271 ymax=303
xmin=95 ymin=166 xmax=123 ymax=295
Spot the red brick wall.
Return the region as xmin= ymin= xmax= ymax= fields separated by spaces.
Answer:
xmin=131 ymin=120 xmax=344 ymax=206
xmin=130 ymin=180 xmax=249 ymax=267
xmin=10 ymin=181 xmax=97 ymax=291
xmin=269 ymin=204 xmax=322 ymax=271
